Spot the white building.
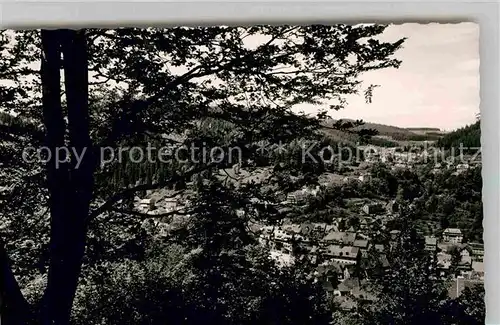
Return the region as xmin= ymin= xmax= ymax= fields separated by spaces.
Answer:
xmin=163 ymin=197 xmax=178 ymax=212
xmin=138 ymin=198 xmax=157 ymax=212
xmin=442 ymin=228 xmax=464 ymax=244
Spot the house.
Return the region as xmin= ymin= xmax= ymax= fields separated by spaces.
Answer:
xmin=155 ymin=222 xmax=170 ymax=237
xmin=138 ymin=198 xmax=157 ymax=211
xmin=282 ymin=224 xmax=302 ymax=235
xmin=361 ymin=203 xmax=385 ymax=215
xmin=273 ymin=241 xmax=294 ymax=255
xmin=309 ymin=223 xmax=333 ymax=239
xmin=286 ymin=191 xmax=309 ymax=205
xmin=315 ymin=261 xmax=355 ymax=289
xmin=436 ymin=252 xmax=452 ymax=277
xmin=323 ymin=245 xmax=360 ymax=265
xmin=353 ymin=239 xmax=369 ymax=250
xmin=371 ymin=216 xmax=386 ymax=228
xmin=457 ymin=261 xmax=473 ymax=277
xmin=459 ymin=246 xmax=472 ymax=264
xmin=361 ymin=204 xmax=370 ymax=215
xmin=424 ymin=236 xmax=438 ymax=252
xmin=258 ymin=226 xmax=274 ymax=246
xmin=325 ymin=224 xmax=338 ymax=233
xmin=335 ymin=278 xmax=364 ymax=297
xmin=321 ymin=231 xmax=356 ymax=246
xmin=442 ymin=228 xmax=463 ymax=244
xmin=346 ymin=226 xmax=356 ymax=233
xmin=359 ymin=217 xmax=374 ymax=230
xmin=272 ymin=228 xmax=294 ymax=250
xmin=316 ymin=262 xmax=343 ymax=284
xmin=312 ymin=223 xmax=328 ymax=233
xmin=163 ymin=197 xmax=177 ymax=212
xmin=294 ymin=233 xmax=312 ymax=248
xmin=389 ymin=230 xmax=401 ymax=240
xmin=454 ymin=246 xmax=473 ymax=277
xmin=469 ymin=242 xmax=484 ymax=261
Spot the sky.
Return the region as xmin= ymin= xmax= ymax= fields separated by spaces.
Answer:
xmin=2 ymin=24 xmax=479 ymax=131
xmin=295 ymin=23 xmax=480 ymax=132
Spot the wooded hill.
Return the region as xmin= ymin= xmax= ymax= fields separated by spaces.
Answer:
xmin=436 ymin=121 xmax=480 ymax=151
xmin=321 ymin=118 xmax=447 ymax=147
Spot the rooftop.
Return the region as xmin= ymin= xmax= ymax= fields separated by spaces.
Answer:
xmin=324 ymin=245 xmax=360 ymax=258
xmin=353 ymin=239 xmax=369 ymax=249
xmin=443 ymin=228 xmax=463 ymax=235
xmin=322 ymin=231 xmax=356 ymax=244
xmin=469 ymin=242 xmax=484 ymax=250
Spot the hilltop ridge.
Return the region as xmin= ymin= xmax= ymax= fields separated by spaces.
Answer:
xmin=321 ymin=118 xmax=447 ymax=146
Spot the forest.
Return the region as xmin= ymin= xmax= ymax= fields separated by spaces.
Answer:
xmin=436 ymin=121 xmax=481 ymax=152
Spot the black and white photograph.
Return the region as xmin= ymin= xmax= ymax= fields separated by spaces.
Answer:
xmin=0 ymin=22 xmax=483 ymax=325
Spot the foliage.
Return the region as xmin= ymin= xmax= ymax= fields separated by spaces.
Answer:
xmin=440 ymin=286 xmax=485 ymax=325
xmin=436 ymin=121 xmax=480 ymax=153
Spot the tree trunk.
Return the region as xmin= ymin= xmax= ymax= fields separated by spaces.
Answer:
xmin=0 ymin=242 xmax=31 ymax=324
xmin=39 ymin=29 xmax=93 ymax=325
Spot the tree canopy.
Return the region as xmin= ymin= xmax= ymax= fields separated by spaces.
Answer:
xmin=1 ymin=25 xmax=408 ymax=325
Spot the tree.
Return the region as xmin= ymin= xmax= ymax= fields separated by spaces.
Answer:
xmin=1 ymin=29 xmax=93 ymax=325
xmin=0 ymin=25 xmax=405 ymax=324
xmin=436 ymin=121 xmax=480 ymax=154
xmin=440 ymin=285 xmax=485 ymax=325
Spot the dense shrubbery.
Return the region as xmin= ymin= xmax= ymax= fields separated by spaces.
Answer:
xmin=72 ymin=194 xmax=332 ymax=325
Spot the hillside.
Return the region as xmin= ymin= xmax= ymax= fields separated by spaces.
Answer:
xmin=436 ymin=120 xmax=480 ymax=150
xmin=320 ymin=118 xmax=446 ymax=146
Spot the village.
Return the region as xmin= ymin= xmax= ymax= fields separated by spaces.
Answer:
xmin=128 ymin=141 xmax=483 ymax=312
xmin=258 ymin=219 xmax=483 ymax=310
